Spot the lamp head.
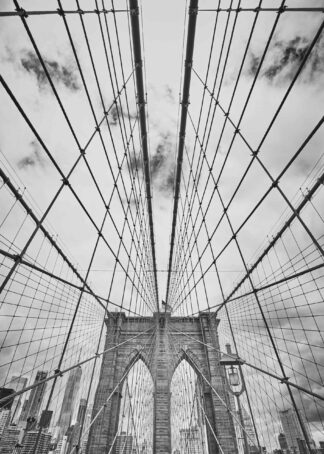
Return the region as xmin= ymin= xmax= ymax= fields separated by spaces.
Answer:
xmin=228 ymin=366 xmax=240 ymax=387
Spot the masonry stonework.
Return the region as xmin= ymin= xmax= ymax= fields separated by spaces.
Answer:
xmin=86 ymin=312 xmax=238 ymax=454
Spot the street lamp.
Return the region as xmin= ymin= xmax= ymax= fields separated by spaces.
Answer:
xmin=220 ymin=344 xmax=249 ymax=454
xmin=228 ymin=365 xmax=241 ymax=388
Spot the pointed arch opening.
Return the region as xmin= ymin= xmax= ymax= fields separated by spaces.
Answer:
xmin=115 ymin=358 xmax=154 ymax=454
xmin=170 ymin=358 xmax=209 ymax=454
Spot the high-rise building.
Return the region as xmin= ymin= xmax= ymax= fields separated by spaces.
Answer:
xmin=76 ymin=399 xmax=87 ymax=426
xmin=20 ymin=371 xmax=48 ymax=424
xmin=0 ymin=426 xmax=22 ymax=454
xmin=242 ymin=406 xmax=257 ymax=447
xmin=180 ymin=426 xmax=201 ymax=454
xmin=67 ymin=399 xmax=88 ymax=453
xmin=55 ymin=437 xmax=64 ymax=454
xmin=20 ymin=430 xmax=52 ymax=454
xmin=57 ymin=367 xmax=82 ymax=438
xmin=19 ymin=399 xmax=30 ymax=426
xmin=7 ymin=376 xmax=28 ymax=424
xmin=115 ymin=432 xmax=133 ymax=454
xmin=64 ymin=425 xmax=76 ymax=454
xmin=81 ymin=403 xmax=93 ymax=453
xmin=140 ymin=440 xmax=148 ymax=454
xmin=0 ymin=388 xmax=15 ymax=410
xmin=279 ymin=408 xmax=314 ymax=454
xmin=319 ymin=441 xmax=324 ymax=454
xmin=278 ymin=433 xmax=289 ymax=452
xmin=297 ymin=439 xmax=308 ymax=454
xmin=0 ymin=410 xmax=11 ymax=437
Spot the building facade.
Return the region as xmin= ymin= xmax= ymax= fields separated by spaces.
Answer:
xmin=0 ymin=409 xmax=11 ymax=437
xmin=0 ymin=426 xmax=22 ymax=454
xmin=7 ymin=376 xmax=28 ymax=424
xmin=115 ymin=432 xmax=133 ymax=454
xmin=278 ymin=433 xmax=289 ymax=452
xmin=81 ymin=403 xmax=93 ymax=453
xmin=57 ymin=367 xmax=82 ymax=439
xmin=242 ymin=406 xmax=257 ymax=447
xmin=20 ymin=430 xmax=52 ymax=454
xmin=180 ymin=426 xmax=201 ymax=454
xmin=279 ymin=408 xmax=314 ymax=454
xmin=20 ymin=371 xmax=48 ymax=424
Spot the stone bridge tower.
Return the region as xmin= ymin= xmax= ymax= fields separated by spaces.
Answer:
xmin=86 ymin=312 xmax=237 ymax=454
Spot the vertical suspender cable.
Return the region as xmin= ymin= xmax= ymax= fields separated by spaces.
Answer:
xmin=166 ymin=0 xmax=199 ymax=305
xmin=129 ymin=0 xmax=159 ymax=310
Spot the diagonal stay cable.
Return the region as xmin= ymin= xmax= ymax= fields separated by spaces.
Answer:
xmin=169 ymin=326 xmax=324 ymax=402
xmin=58 ymin=0 xmax=156 ymax=306
xmin=0 ymin=325 xmax=155 ymax=406
xmin=171 ymin=12 xmax=324 ymax=307
xmin=178 ymin=15 xmax=324 ymax=287
xmin=169 ymin=1 xmax=263 ymax=302
xmin=172 ymin=119 xmax=324 ymax=310
xmin=216 ymin=185 xmax=321 ymax=453
xmin=100 ymin=0 xmax=157 ymax=304
xmin=0 ymin=66 xmax=153 ymax=308
xmin=0 ymin=166 xmax=110 ymax=314
xmin=171 ymin=1 xmax=285 ymax=287
xmin=0 ymin=247 xmax=143 ymax=316
xmin=172 ymin=106 xmax=324 ymax=308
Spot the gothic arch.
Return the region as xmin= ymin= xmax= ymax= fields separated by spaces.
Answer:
xmin=122 ymin=348 xmax=153 ymax=384
xmin=171 ymin=347 xmax=207 ymax=382
xmin=170 ymin=357 xmax=206 ymax=453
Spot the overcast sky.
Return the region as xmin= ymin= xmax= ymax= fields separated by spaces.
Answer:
xmin=1 ymin=0 xmax=324 ymax=301
xmin=0 ymin=0 xmax=324 ymax=450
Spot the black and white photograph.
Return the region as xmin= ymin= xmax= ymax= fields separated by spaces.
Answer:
xmin=0 ymin=1 xmax=323 ymax=453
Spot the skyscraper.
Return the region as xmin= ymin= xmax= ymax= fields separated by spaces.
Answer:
xmin=279 ymin=408 xmax=314 ymax=454
xmin=20 ymin=430 xmax=52 ymax=454
xmin=278 ymin=433 xmax=289 ymax=452
xmin=64 ymin=425 xmax=76 ymax=454
xmin=0 ymin=388 xmax=15 ymax=439
xmin=7 ymin=376 xmax=28 ymax=424
xmin=0 ymin=426 xmax=22 ymax=454
xmin=115 ymin=432 xmax=133 ymax=454
xmin=57 ymin=367 xmax=82 ymax=438
xmin=0 ymin=388 xmax=15 ymax=410
xmin=242 ymin=406 xmax=257 ymax=447
xmin=0 ymin=410 xmax=11 ymax=436
xmin=81 ymin=403 xmax=93 ymax=453
xmin=140 ymin=440 xmax=148 ymax=454
xmin=67 ymin=398 xmax=87 ymax=453
xmin=180 ymin=426 xmax=201 ymax=454
xmin=19 ymin=399 xmax=30 ymax=426
xmin=76 ymin=399 xmax=87 ymax=427
xmin=20 ymin=371 xmax=48 ymax=424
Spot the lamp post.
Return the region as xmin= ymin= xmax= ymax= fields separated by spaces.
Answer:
xmin=220 ymin=344 xmax=249 ymax=454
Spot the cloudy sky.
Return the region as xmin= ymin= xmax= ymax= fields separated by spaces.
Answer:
xmin=1 ymin=0 xmax=324 ymax=302
xmin=0 ymin=0 xmax=324 ymax=451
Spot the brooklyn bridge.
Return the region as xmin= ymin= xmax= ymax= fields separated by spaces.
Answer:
xmin=0 ymin=0 xmax=323 ymax=453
